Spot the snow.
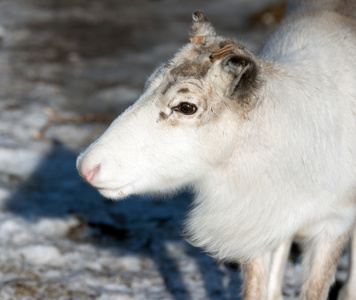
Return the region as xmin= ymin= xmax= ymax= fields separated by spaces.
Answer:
xmin=18 ymin=245 xmax=63 ymax=266
xmin=0 ymin=148 xmax=43 ymax=177
xmin=0 ymin=0 xmax=348 ymax=299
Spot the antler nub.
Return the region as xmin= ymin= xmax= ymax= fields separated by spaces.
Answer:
xmin=210 ymin=44 xmax=235 ymax=63
xmin=189 ymin=10 xmax=216 ymax=43
xmin=189 ymin=36 xmax=207 ymax=45
xmin=192 ymin=11 xmax=209 ymax=22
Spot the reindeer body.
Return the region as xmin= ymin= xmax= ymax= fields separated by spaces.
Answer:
xmin=188 ymin=9 xmax=356 ymax=262
xmin=77 ymin=1 xmax=356 ymax=299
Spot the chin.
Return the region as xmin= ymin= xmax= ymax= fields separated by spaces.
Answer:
xmin=97 ymin=186 xmax=133 ymax=200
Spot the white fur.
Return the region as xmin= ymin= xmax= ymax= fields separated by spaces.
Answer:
xmin=77 ymin=1 xmax=356 ymax=299
xmin=338 ymin=225 xmax=356 ymax=300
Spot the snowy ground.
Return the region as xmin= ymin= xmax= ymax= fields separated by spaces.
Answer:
xmin=0 ymin=0 xmax=350 ymax=299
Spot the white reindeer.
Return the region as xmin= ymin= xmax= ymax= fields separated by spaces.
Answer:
xmin=77 ymin=0 xmax=356 ymax=299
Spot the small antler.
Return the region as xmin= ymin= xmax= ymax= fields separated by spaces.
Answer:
xmin=189 ymin=10 xmax=216 ymax=45
xmin=192 ymin=10 xmax=209 ymax=22
xmin=210 ymin=44 xmax=235 ymax=63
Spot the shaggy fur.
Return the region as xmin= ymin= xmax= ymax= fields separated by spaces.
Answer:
xmin=77 ymin=0 xmax=356 ymax=299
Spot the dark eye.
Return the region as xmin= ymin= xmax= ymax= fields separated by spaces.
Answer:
xmin=172 ymin=102 xmax=198 ymax=115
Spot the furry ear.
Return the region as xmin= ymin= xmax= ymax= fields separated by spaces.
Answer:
xmin=189 ymin=11 xmax=216 ymax=44
xmin=223 ymin=54 xmax=259 ymax=101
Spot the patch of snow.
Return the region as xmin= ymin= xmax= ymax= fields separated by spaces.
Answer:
xmin=0 ymin=187 xmax=12 ymax=201
xmin=0 ymin=148 xmax=43 ymax=177
xmin=33 ymin=216 xmax=81 ymax=238
xmin=18 ymin=245 xmax=63 ymax=266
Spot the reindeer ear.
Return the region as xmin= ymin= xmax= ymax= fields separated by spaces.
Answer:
xmin=189 ymin=11 xmax=216 ymax=45
xmin=223 ymin=55 xmax=259 ymax=101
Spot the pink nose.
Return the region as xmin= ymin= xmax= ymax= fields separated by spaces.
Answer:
xmin=81 ymin=164 xmax=100 ymax=185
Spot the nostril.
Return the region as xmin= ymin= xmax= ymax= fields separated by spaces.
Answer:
xmin=82 ymin=163 xmax=101 ymax=184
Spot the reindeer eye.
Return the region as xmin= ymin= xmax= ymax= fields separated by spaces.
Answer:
xmin=172 ymin=102 xmax=197 ymax=115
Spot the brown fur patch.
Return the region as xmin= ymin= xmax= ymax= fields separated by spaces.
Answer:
xmin=160 ymin=37 xmax=260 ymax=109
xmin=178 ymin=88 xmax=190 ymax=94
xmin=170 ymin=59 xmax=211 ymax=80
xmin=158 ymin=111 xmax=168 ymax=120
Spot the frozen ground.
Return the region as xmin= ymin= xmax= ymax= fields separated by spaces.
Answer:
xmin=0 ymin=0 xmax=349 ymax=299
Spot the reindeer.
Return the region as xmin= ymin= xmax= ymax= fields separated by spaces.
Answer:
xmin=77 ymin=0 xmax=356 ymax=299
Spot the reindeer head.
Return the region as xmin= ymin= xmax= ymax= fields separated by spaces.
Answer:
xmin=77 ymin=11 xmax=265 ymax=199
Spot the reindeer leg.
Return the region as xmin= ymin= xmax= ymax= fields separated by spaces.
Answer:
xmin=242 ymin=254 xmax=269 ymax=300
xmin=241 ymin=239 xmax=292 ymax=300
xmin=267 ymin=239 xmax=292 ymax=300
xmin=338 ymin=224 xmax=356 ymax=300
xmin=300 ymin=226 xmax=351 ymax=300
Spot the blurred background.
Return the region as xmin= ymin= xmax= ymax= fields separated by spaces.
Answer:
xmin=1 ymin=0 xmax=346 ymax=299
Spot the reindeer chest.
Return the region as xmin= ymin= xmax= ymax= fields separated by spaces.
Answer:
xmin=184 ymin=190 xmax=302 ymax=262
